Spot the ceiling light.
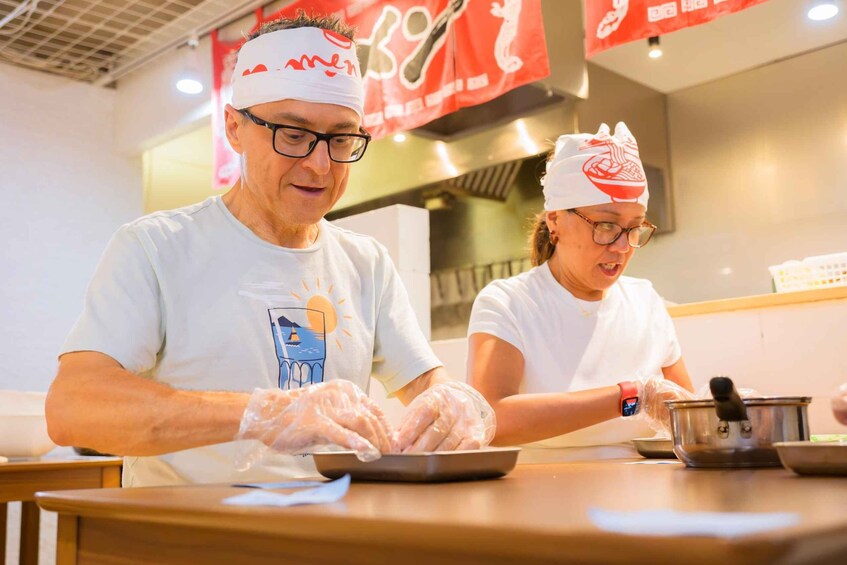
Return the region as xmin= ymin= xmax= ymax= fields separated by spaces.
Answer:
xmin=393 ymin=132 xmax=407 ymax=143
xmin=176 ymin=78 xmax=203 ymax=94
xmin=176 ymin=34 xmax=204 ymax=95
xmin=423 ymin=191 xmax=455 ymax=211
xmin=807 ymin=3 xmax=839 ymax=20
xmin=647 ymin=36 xmax=662 ymax=59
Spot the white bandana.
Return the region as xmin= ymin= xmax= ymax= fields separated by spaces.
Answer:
xmin=543 ymin=122 xmax=649 ymax=211
xmin=231 ymin=27 xmax=364 ymax=119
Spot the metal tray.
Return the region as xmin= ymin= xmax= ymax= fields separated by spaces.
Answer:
xmin=775 ymin=441 xmax=847 ymax=476
xmin=632 ymin=437 xmax=677 ymax=459
xmin=312 ymin=447 xmax=520 ymax=482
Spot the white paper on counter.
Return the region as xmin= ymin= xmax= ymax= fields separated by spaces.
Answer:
xmin=588 ymin=507 xmax=800 ymax=538
xmin=223 ymin=474 xmax=350 ymax=507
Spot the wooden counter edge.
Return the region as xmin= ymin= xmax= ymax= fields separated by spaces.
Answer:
xmin=0 ymin=457 xmax=122 ymax=472
xmin=668 ymin=286 xmax=847 ymax=318
xmin=34 ymin=490 xmax=806 ymax=565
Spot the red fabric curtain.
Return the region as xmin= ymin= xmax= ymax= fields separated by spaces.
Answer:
xmin=210 ymin=0 xmax=549 ymax=190
xmin=585 ymin=0 xmax=770 ymax=59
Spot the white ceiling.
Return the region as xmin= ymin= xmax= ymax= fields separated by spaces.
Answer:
xmin=589 ymin=0 xmax=847 ymax=93
xmin=0 ymin=0 xmax=264 ymax=84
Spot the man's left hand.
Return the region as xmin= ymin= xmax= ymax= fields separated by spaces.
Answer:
xmin=394 ymin=382 xmax=496 ymax=453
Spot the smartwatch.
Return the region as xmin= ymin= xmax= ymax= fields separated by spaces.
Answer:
xmin=617 ymin=381 xmax=640 ymax=417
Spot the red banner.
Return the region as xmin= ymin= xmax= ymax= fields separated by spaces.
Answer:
xmin=585 ymin=0 xmax=770 ymax=59
xmin=211 ymin=0 xmax=549 ymax=190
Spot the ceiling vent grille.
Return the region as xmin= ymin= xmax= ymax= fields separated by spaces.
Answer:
xmin=0 ymin=0 xmax=262 ymax=84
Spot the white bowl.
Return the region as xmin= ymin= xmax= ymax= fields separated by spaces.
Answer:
xmin=0 ymin=391 xmax=56 ymax=458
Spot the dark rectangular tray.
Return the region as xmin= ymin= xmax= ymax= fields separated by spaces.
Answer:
xmin=313 ymin=447 xmax=520 ymax=482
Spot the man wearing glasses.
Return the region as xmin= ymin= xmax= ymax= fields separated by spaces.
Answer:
xmin=47 ymin=14 xmax=493 ymax=487
xmin=465 ymin=122 xmax=695 ymax=459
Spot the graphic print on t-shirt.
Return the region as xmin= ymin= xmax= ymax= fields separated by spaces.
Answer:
xmin=269 ymin=307 xmax=326 ymax=389
xmin=264 ymin=277 xmax=354 ymax=390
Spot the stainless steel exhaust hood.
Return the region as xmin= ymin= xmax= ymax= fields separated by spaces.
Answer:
xmin=337 ymin=0 xmax=587 ymax=212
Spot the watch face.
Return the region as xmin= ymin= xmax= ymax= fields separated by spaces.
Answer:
xmin=622 ymin=397 xmax=639 ymax=417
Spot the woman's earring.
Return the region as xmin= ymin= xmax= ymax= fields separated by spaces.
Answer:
xmin=550 ymin=231 xmax=559 ymax=245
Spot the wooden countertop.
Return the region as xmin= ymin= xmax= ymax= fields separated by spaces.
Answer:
xmin=0 ymin=456 xmax=122 ymax=473
xmin=668 ymin=286 xmax=847 ymax=318
xmin=36 ymin=461 xmax=847 ymax=565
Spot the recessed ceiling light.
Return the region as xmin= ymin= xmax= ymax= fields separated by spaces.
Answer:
xmin=393 ymin=132 xmax=407 ymax=143
xmin=176 ymin=78 xmax=203 ymax=94
xmin=807 ymin=3 xmax=839 ymax=21
xmin=647 ymin=36 xmax=662 ymax=59
xmin=175 ymin=35 xmax=203 ymax=94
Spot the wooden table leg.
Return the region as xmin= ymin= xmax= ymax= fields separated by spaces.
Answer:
xmin=56 ymin=514 xmax=78 ymax=565
xmin=19 ymin=501 xmax=40 ymax=565
xmin=1 ymin=502 xmax=7 ymax=562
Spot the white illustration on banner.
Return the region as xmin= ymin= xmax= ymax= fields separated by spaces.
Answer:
xmin=364 ymin=111 xmax=384 ymax=127
xmin=467 ymin=74 xmax=489 ymax=90
xmin=399 ymin=0 xmax=469 ymax=90
xmin=490 ymin=0 xmax=524 ymax=73
xmin=403 ymin=7 xmax=431 ymax=42
xmin=682 ymin=0 xmax=708 ymax=12
xmin=357 ymin=5 xmax=402 ymax=80
xmin=647 ymin=2 xmax=678 ymax=22
xmin=596 ymin=0 xmax=630 ymax=40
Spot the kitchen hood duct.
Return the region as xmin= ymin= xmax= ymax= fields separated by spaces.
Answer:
xmin=340 ymin=100 xmax=577 ymax=212
xmin=446 ymin=159 xmax=525 ymax=201
xmin=414 ymin=85 xmax=566 ymax=141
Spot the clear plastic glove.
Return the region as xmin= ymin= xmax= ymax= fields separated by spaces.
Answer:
xmin=236 ymin=380 xmax=393 ymax=469
xmin=394 ymin=382 xmax=496 ymax=453
xmin=832 ymin=383 xmax=847 ymax=426
xmin=636 ymin=375 xmax=695 ymax=435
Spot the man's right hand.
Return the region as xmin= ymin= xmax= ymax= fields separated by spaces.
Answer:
xmin=237 ymin=380 xmax=394 ymax=463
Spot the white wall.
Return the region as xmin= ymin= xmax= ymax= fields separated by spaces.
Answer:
xmin=626 ymin=42 xmax=847 ymax=304
xmin=1 ymin=63 xmax=142 ymax=565
xmin=0 ymin=63 xmax=143 ymax=392
xmin=332 ymin=205 xmax=433 ymax=426
xmin=113 ymin=36 xmax=213 ymax=155
xmin=673 ymin=298 xmax=847 ymax=435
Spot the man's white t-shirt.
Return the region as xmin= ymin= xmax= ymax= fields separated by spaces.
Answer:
xmin=468 ymin=262 xmax=681 ymax=455
xmin=61 ymin=196 xmax=441 ymax=486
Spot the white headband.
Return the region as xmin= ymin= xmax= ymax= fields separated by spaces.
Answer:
xmin=543 ymin=122 xmax=649 ymax=211
xmin=231 ymin=27 xmax=364 ymax=119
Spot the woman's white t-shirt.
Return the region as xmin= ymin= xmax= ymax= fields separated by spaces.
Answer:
xmin=468 ymin=262 xmax=681 ymax=454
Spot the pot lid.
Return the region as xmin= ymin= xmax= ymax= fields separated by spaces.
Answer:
xmin=666 ymin=396 xmax=812 ymax=408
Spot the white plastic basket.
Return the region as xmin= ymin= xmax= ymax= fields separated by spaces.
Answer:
xmin=769 ymin=252 xmax=847 ymax=293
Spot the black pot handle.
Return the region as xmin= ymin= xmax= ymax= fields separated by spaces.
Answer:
xmin=710 ymin=376 xmax=748 ymax=422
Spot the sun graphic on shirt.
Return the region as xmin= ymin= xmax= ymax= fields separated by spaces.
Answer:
xmin=290 ymin=277 xmax=353 ymax=351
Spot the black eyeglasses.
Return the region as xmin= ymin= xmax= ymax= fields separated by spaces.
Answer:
xmin=238 ymin=109 xmax=371 ymax=163
xmin=568 ymin=209 xmax=657 ymax=248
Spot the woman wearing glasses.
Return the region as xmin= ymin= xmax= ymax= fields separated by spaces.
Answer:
xmin=467 ymin=122 xmax=694 ymax=459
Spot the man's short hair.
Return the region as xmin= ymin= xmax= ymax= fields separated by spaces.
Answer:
xmin=245 ymin=11 xmax=355 ymax=43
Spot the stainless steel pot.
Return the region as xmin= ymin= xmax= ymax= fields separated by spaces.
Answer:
xmin=667 ymin=377 xmax=811 ymax=468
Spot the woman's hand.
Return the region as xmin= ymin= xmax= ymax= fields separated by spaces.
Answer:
xmin=637 ymin=375 xmax=695 ymax=434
